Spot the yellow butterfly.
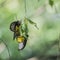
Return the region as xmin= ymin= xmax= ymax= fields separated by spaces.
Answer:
xmin=10 ymin=21 xmax=27 ymax=50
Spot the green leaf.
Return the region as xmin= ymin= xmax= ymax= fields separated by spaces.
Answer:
xmin=38 ymin=0 xmax=40 ymax=2
xmin=27 ymin=18 xmax=39 ymax=29
xmin=0 ymin=0 xmax=6 ymax=8
xmin=27 ymin=18 xmax=36 ymax=24
xmin=24 ymin=18 xmax=29 ymax=38
xmin=49 ymin=0 xmax=54 ymax=7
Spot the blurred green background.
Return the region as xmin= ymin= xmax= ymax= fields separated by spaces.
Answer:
xmin=0 ymin=0 xmax=60 ymax=60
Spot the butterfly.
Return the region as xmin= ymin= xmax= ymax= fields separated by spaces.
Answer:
xmin=10 ymin=21 xmax=27 ymax=50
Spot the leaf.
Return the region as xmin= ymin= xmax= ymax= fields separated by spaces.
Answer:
xmin=24 ymin=18 xmax=29 ymax=38
xmin=49 ymin=0 xmax=54 ymax=7
xmin=34 ymin=24 xmax=39 ymax=29
xmin=0 ymin=0 xmax=6 ymax=8
xmin=27 ymin=18 xmax=39 ymax=29
xmin=27 ymin=18 xmax=36 ymax=24
xmin=38 ymin=0 xmax=40 ymax=2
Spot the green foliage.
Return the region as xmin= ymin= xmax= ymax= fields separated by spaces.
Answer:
xmin=26 ymin=18 xmax=39 ymax=29
xmin=0 ymin=0 xmax=60 ymax=60
xmin=49 ymin=0 xmax=54 ymax=7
